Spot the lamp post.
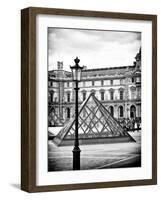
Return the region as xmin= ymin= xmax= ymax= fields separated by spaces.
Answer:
xmin=70 ymin=57 xmax=84 ymax=170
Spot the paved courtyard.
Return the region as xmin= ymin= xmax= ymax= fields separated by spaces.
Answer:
xmin=48 ymin=131 xmax=141 ymax=171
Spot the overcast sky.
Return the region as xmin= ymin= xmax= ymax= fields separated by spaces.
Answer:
xmin=48 ymin=28 xmax=141 ymax=71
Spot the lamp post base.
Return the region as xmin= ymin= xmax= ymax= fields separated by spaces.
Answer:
xmin=72 ymin=146 xmax=81 ymax=170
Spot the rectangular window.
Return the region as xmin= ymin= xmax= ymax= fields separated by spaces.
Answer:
xmin=120 ymin=79 xmax=124 ymax=85
xmin=101 ymin=91 xmax=104 ymax=101
xmin=110 ymin=80 xmax=113 ymax=85
xmin=136 ymin=77 xmax=141 ymax=83
xmin=120 ymin=91 xmax=123 ymax=100
xmin=137 ymin=88 xmax=141 ymax=98
xmin=92 ymin=81 xmax=94 ymax=86
xmin=131 ymin=91 xmax=135 ymax=99
xmin=132 ymin=77 xmax=135 ymax=83
xmin=101 ymin=80 xmax=104 ymax=86
xmin=67 ymin=82 xmax=70 ymax=87
xmin=51 ymin=92 xmax=54 ymax=102
xmin=83 ymin=92 xmax=86 ymax=101
xmin=110 ymin=91 xmax=114 ymax=100
xmin=67 ymin=93 xmax=70 ymax=102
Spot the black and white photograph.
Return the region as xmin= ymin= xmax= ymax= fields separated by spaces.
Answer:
xmin=48 ymin=28 xmax=141 ymax=171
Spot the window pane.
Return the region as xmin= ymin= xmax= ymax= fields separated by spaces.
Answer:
xmin=67 ymin=93 xmax=70 ymax=102
xmin=120 ymin=91 xmax=123 ymax=100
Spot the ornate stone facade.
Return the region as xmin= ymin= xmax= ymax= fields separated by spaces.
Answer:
xmin=48 ymin=49 xmax=141 ymax=127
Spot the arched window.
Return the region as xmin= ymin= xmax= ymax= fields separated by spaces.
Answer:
xmin=109 ymin=106 xmax=114 ymax=117
xmin=119 ymin=106 xmax=124 ymax=117
xmin=66 ymin=108 xmax=70 ymax=118
xmin=130 ymin=105 xmax=136 ymax=118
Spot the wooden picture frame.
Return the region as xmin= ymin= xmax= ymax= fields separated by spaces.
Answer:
xmin=21 ymin=7 xmax=157 ymax=192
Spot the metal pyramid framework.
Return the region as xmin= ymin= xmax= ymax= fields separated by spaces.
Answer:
xmin=53 ymin=93 xmax=135 ymax=146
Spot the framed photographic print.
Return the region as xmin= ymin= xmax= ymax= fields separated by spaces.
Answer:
xmin=21 ymin=7 xmax=157 ymax=192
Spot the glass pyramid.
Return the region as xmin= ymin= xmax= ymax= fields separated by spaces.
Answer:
xmin=53 ymin=93 xmax=135 ymax=146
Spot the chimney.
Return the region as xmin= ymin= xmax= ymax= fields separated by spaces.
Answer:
xmin=57 ymin=61 xmax=63 ymax=70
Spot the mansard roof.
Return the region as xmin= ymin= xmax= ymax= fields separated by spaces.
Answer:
xmin=48 ymin=65 xmax=136 ymax=79
xmin=82 ymin=65 xmax=135 ymax=77
xmin=49 ymin=48 xmax=141 ymax=79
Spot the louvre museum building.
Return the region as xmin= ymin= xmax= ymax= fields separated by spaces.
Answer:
xmin=48 ymin=48 xmax=141 ymax=130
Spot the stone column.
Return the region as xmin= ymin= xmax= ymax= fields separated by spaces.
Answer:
xmin=137 ymin=103 xmax=141 ymax=118
xmin=114 ymin=105 xmax=118 ymax=119
xmin=126 ymin=104 xmax=130 ymax=119
xmin=124 ymin=77 xmax=129 ymax=119
xmin=124 ymin=102 xmax=128 ymax=118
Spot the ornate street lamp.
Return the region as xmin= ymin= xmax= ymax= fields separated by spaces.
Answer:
xmin=70 ymin=57 xmax=84 ymax=170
